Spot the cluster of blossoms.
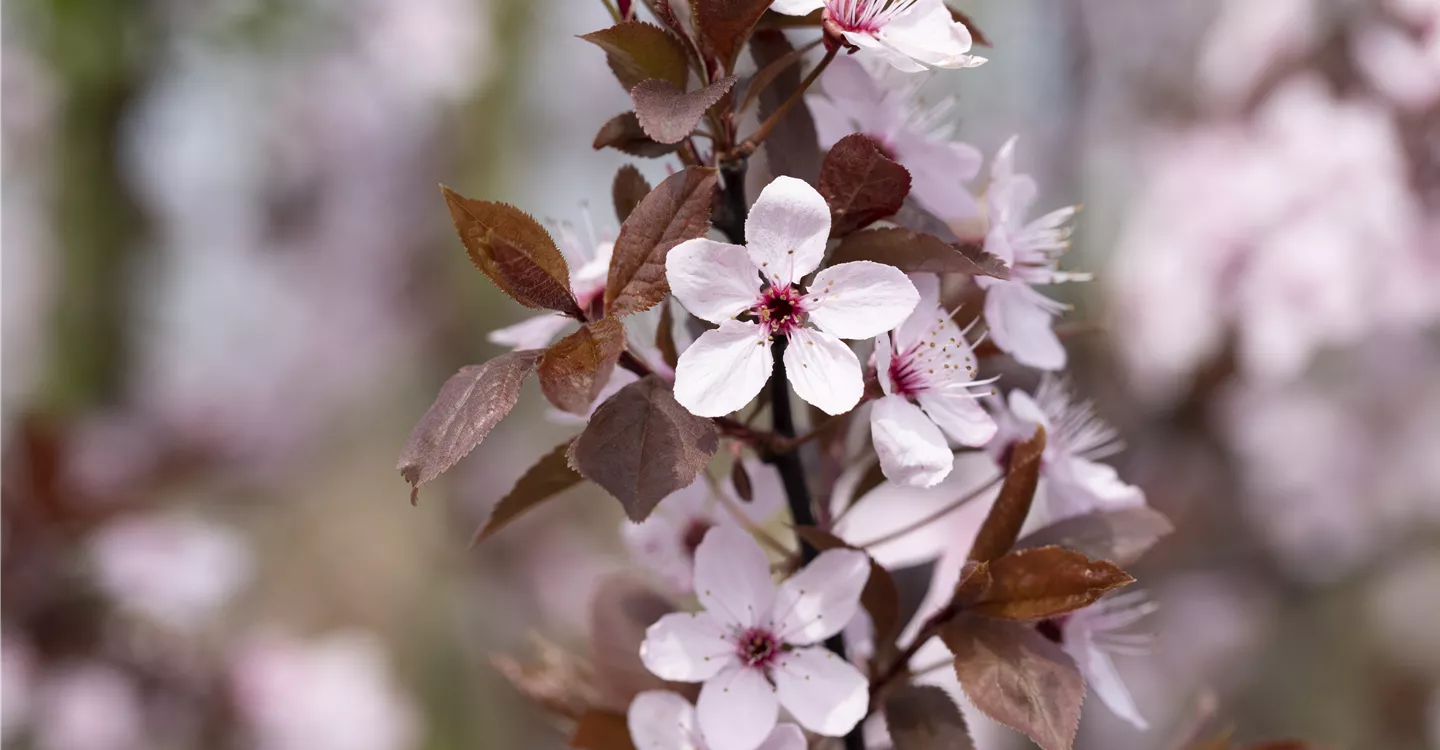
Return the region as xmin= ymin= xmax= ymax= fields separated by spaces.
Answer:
xmin=397 ymin=2 xmax=1200 ymax=750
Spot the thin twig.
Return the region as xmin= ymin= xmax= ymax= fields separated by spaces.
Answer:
xmin=731 ymin=45 xmax=837 ymax=160
xmin=853 ymin=473 xmax=1003 ymax=550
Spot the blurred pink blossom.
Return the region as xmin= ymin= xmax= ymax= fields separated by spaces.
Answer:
xmin=34 ymin=664 xmax=146 ymax=750
xmin=88 ymin=513 xmax=253 ymax=630
xmin=232 ymin=632 xmax=419 ymax=750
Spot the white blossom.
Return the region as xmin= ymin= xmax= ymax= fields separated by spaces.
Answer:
xmin=1050 ymin=592 xmax=1157 ymax=730
xmin=770 ymin=0 xmax=986 ymax=73
xmin=639 ymin=526 xmax=870 ymax=750
xmin=665 ymin=176 xmax=918 ymax=417
xmin=870 ymin=274 xmax=998 ymax=487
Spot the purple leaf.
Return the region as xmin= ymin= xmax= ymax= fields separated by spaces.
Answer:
xmin=630 ymin=76 xmax=737 ymax=145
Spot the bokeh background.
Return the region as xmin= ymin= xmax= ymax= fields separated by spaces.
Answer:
xmin=4 ymin=0 xmax=1440 ymax=748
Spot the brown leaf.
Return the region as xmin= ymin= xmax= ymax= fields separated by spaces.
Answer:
xmin=690 ymin=0 xmax=774 ymax=72
xmin=946 ymin=6 xmax=992 ymax=47
xmin=570 ymin=710 xmax=636 ymax=750
xmin=589 ymin=574 xmax=682 ymax=707
xmin=793 ymin=526 xmax=902 ymax=648
xmin=580 ymin=21 xmax=690 ymax=91
xmin=442 ymin=187 xmax=581 ymax=315
xmin=654 ymin=299 xmax=681 ymax=370
xmin=730 ymin=453 xmax=753 ymax=502
xmin=968 ymin=425 xmax=1046 ymax=563
xmin=885 ymin=683 xmax=976 ymax=750
xmin=568 ymin=376 xmax=720 ymax=521
xmin=750 ymin=30 xmax=821 ymax=183
xmin=971 ymin=546 xmax=1134 ymax=621
xmin=631 ymin=76 xmax=738 ymax=144
xmin=829 ymin=228 xmax=1011 ymax=279
xmin=942 ymin=616 xmax=1083 ymax=750
xmin=539 ymin=318 xmax=628 ymax=415
xmin=951 ymin=560 xmax=992 ymax=607
xmin=819 ymin=133 xmax=913 ymax=236
xmin=606 ymin=167 xmax=718 ymax=316
xmin=398 ymin=351 xmax=541 ymax=505
xmin=612 ymin=165 xmax=652 ymax=224
xmin=594 ymin=112 xmax=681 ymax=158
xmin=1016 ymin=506 xmax=1174 ymax=567
xmin=472 ymin=440 xmax=583 ymax=545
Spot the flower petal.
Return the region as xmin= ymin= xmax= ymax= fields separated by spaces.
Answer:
xmin=1044 ymin=458 xmax=1146 ymax=522
xmin=900 ymin=138 xmax=983 ymax=223
xmin=805 ymin=94 xmax=853 ymax=152
xmin=844 ymin=30 xmax=930 ymax=73
xmin=772 ymin=548 xmax=870 ymax=645
xmin=746 ymin=177 xmax=831 ymax=286
xmin=698 ymin=667 xmax=779 ymax=750
xmin=917 ymin=391 xmax=998 ymax=447
xmin=640 ymin=612 xmax=737 ymax=682
xmin=782 ymin=328 xmax=863 ymax=416
xmin=805 ymin=261 xmax=920 ymax=340
xmin=893 ymin=274 xmax=942 ymax=352
xmin=673 ymin=320 xmax=773 ymax=417
xmin=487 ymin=314 xmax=571 ymax=349
xmin=771 ymin=646 xmax=869 ymax=737
xmin=983 ymin=281 xmax=1067 ymax=371
xmin=628 ymin=690 xmax=702 ymax=750
xmin=768 ymin=0 xmax=824 ymax=15
xmin=876 ymin=0 xmax=984 ymax=69
xmin=694 ymin=525 xmax=776 ymax=630
xmin=667 ymin=238 xmax=762 ymax=324
xmin=874 ymin=331 xmax=894 ymax=396
xmin=871 ymin=395 xmax=954 ymax=488
xmin=1062 ymin=627 xmax=1148 ymax=730
xmin=755 ymin=724 xmax=807 ymax=750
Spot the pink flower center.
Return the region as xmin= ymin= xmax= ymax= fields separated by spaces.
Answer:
xmin=754 ymin=285 xmax=808 ymax=338
xmin=735 ymin=627 xmax=782 ymax=669
xmin=824 ymin=0 xmax=919 ymax=34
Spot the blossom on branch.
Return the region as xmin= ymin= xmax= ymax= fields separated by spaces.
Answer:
xmin=978 ymin=137 xmax=1089 ymax=371
xmin=665 ymin=176 xmax=918 ymax=417
xmin=993 ymin=377 xmax=1145 ymax=525
xmin=870 ymin=274 xmax=998 ymax=487
xmin=639 ymin=525 xmax=870 ymax=750
xmin=770 ymin=0 xmax=987 ymax=73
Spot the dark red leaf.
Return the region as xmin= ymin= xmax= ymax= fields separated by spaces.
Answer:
xmin=580 ymin=21 xmax=690 ymax=91
xmin=570 ymin=710 xmax=635 ymax=750
xmin=819 ymin=133 xmax=912 ymax=236
xmin=654 ymin=299 xmax=681 ymax=370
xmin=398 ymin=351 xmax=541 ymax=504
xmin=612 ymin=165 xmax=652 ymax=224
xmin=885 ymin=683 xmax=976 ymax=750
xmin=968 ymin=425 xmax=1046 ymax=563
xmin=942 ymin=615 xmax=1083 ymax=750
xmin=970 ymin=546 xmax=1134 ymax=621
xmin=442 ymin=187 xmax=581 ymax=315
xmin=750 ymin=29 xmax=821 ymax=183
xmin=539 ymin=318 xmax=628 ymax=415
xmin=690 ymin=0 xmax=774 ymax=72
xmin=594 ymin=112 xmax=682 ymax=158
xmin=606 ymin=167 xmax=718 ymax=316
xmin=568 ymin=376 xmax=720 ymax=521
xmin=631 ymin=76 xmax=738 ymax=144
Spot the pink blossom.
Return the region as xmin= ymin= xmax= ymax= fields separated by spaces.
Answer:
xmin=977 ymin=137 xmax=1087 ymax=371
xmin=665 ymin=176 xmax=918 ymax=417
xmin=769 ymin=0 xmax=986 ymax=73
xmin=870 ymin=274 xmax=997 ymax=487
xmin=639 ymin=526 xmax=870 ymax=750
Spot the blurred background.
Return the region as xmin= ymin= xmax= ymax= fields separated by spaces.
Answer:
xmin=3 ymin=0 xmax=1439 ymax=748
